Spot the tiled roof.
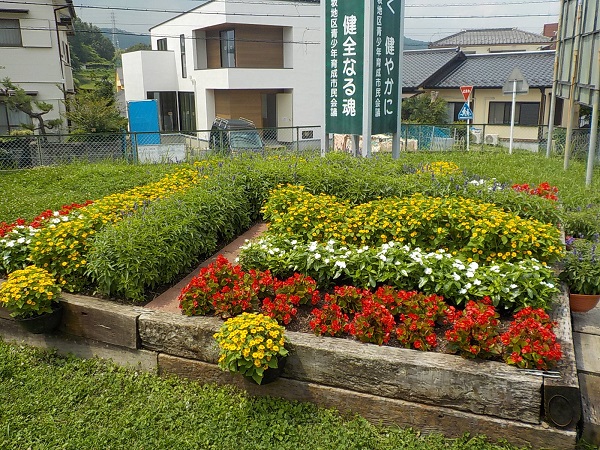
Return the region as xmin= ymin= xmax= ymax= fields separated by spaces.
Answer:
xmin=427 ymin=51 xmax=555 ymax=89
xmin=402 ymin=48 xmax=463 ymax=89
xmin=430 ymin=28 xmax=551 ymax=47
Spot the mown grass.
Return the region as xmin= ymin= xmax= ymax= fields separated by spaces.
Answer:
xmin=0 ymin=340 xmax=524 ymax=450
xmin=0 ymin=161 xmax=175 ymax=223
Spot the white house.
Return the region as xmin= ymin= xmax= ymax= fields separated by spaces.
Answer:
xmin=122 ymin=0 xmax=322 ymax=145
xmin=0 ymin=0 xmax=75 ymax=134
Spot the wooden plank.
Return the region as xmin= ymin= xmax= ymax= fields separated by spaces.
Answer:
xmin=158 ymin=354 xmax=577 ymax=450
xmin=60 ymin=293 xmax=141 ymax=349
xmin=544 ymin=286 xmax=581 ymax=428
xmin=578 ymin=372 xmax=600 ymax=446
xmin=140 ymin=310 xmax=542 ymax=424
xmin=573 ymin=332 xmax=600 ymax=373
xmin=0 ymin=317 xmax=157 ymax=372
xmin=285 ymin=331 xmax=542 ymax=424
xmin=236 ymin=25 xmax=283 ymax=68
xmin=572 ymin=304 xmax=600 ymax=336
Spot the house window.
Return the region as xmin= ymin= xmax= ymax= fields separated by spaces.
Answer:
xmin=156 ymin=38 xmax=167 ymax=51
xmin=0 ymin=18 xmax=22 ymax=47
xmin=220 ymin=30 xmax=235 ymax=68
xmin=488 ymin=102 xmax=540 ymax=126
xmin=180 ymin=34 xmax=187 ymax=79
xmin=447 ymin=102 xmax=471 ymax=122
xmin=0 ymin=101 xmax=32 ymax=134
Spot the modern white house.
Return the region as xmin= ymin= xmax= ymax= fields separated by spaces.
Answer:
xmin=121 ymin=0 xmax=322 ymax=145
xmin=0 ymin=0 xmax=75 ymax=134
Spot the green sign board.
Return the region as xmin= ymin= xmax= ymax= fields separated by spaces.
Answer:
xmin=371 ymin=0 xmax=401 ymax=134
xmin=325 ymin=0 xmax=364 ymax=135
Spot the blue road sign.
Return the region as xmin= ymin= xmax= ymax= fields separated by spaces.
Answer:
xmin=457 ymin=102 xmax=473 ymax=120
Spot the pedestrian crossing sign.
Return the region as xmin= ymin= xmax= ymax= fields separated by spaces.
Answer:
xmin=457 ymin=102 xmax=473 ymax=120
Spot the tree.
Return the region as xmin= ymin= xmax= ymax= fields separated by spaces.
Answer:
xmin=0 ymin=78 xmax=62 ymax=135
xmin=401 ymin=92 xmax=449 ymax=124
xmin=64 ymin=92 xmax=127 ymax=133
xmin=69 ymin=18 xmax=115 ymax=70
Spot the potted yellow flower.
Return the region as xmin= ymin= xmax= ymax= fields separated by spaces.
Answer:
xmin=213 ymin=312 xmax=288 ymax=384
xmin=0 ymin=265 xmax=63 ymax=333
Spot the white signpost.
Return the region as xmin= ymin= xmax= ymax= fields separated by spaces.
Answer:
xmin=458 ymin=86 xmax=473 ymax=150
xmin=503 ymin=67 xmax=529 ymax=154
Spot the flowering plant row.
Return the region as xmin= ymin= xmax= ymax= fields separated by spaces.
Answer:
xmin=237 ymin=236 xmax=559 ymax=311
xmin=0 ymin=201 xmax=93 ymax=275
xmin=512 ymin=182 xmax=559 ymax=202
xmin=2 ymin=167 xmax=203 ymax=291
xmin=262 ymin=185 xmax=563 ymax=264
xmin=181 ymin=256 xmax=562 ymax=370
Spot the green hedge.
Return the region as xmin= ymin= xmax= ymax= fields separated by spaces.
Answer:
xmin=86 ymin=178 xmax=251 ymax=301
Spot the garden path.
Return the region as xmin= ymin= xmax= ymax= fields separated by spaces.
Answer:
xmin=144 ymin=222 xmax=268 ymax=314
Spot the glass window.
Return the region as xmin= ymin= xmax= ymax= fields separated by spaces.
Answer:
xmin=220 ymin=30 xmax=235 ymax=68
xmin=488 ymin=102 xmax=540 ymax=125
xmin=0 ymin=18 xmax=22 ymax=47
xmin=178 ymin=92 xmax=196 ymax=132
xmin=0 ymin=101 xmax=32 ymax=134
xmin=156 ymin=38 xmax=167 ymax=51
xmin=180 ymin=34 xmax=187 ymax=79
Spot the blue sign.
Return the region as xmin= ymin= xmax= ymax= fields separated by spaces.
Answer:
xmin=457 ymin=102 xmax=473 ymax=120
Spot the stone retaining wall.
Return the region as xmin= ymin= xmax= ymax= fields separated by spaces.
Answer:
xmin=0 ymin=291 xmax=579 ymax=449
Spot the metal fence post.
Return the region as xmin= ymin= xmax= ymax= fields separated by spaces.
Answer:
xmin=296 ymin=126 xmax=300 ymax=153
xmin=36 ymin=135 xmax=43 ymax=166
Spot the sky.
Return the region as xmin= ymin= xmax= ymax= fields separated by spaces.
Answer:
xmin=75 ymin=0 xmax=560 ymax=42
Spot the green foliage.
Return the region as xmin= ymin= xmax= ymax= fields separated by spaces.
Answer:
xmin=86 ymin=179 xmax=252 ymax=301
xmin=401 ymin=92 xmax=449 ymax=124
xmin=0 ymin=341 xmax=526 ymax=450
xmin=121 ymin=43 xmax=151 ymax=53
xmin=68 ymin=18 xmax=115 ymax=70
xmin=0 ymin=161 xmax=175 ymax=223
xmin=65 ymin=91 xmax=127 ymax=133
xmin=0 ymin=78 xmax=62 ymax=135
xmin=559 ymin=238 xmax=600 ymax=295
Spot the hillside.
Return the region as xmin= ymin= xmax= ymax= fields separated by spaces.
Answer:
xmin=404 ymin=36 xmax=429 ymax=50
xmin=100 ymin=28 xmax=151 ymax=51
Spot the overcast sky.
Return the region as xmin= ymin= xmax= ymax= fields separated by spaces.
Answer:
xmin=75 ymin=0 xmax=560 ymax=42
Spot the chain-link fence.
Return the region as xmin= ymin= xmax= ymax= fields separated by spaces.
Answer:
xmin=0 ymin=125 xmax=322 ymax=170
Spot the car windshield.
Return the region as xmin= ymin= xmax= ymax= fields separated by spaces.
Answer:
xmin=229 ymin=130 xmax=263 ymax=149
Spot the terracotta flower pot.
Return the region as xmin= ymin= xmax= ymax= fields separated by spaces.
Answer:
xmin=569 ymin=293 xmax=600 ymax=313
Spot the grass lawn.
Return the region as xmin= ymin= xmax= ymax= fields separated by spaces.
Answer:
xmin=0 ymin=340 xmax=524 ymax=450
xmin=0 ymin=161 xmax=175 ymax=223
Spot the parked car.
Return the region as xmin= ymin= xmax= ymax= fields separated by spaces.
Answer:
xmin=209 ymin=117 xmax=264 ymax=153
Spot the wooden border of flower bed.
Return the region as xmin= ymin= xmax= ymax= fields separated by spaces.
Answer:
xmin=0 ymin=289 xmax=579 ymax=449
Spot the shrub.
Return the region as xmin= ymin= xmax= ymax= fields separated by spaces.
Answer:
xmin=87 ymin=182 xmax=251 ymax=302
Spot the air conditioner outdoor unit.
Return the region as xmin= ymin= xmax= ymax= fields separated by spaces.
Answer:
xmin=471 ymin=131 xmax=482 ymax=144
xmin=485 ymin=133 xmax=499 ymax=145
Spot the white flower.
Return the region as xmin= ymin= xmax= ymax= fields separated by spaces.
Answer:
xmin=53 ymin=211 xmax=60 ymax=217
xmin=268 ymin=250 xmax=274 ymax=255
xmin=382 ymin=243 xmax=389 ymax=250
xmin=489 ymin=265 xmax=500 ymax=273
xmin=324 ymin=258 xmax=330 ymax=264
xmin=308 ymin=242 xmax=318 ymax=252
xmin=473 ymin=279 xmax=481 ymax=286
xmin=464 ymin=283 xmax=472 ymax=290
xmin=16 ymin=237 xmax=25 ymax=244
xmin=469 ymin=262 xmax=479 ymax=271
xmin=51 ymin=218 xmax=61 ymax=224
xmin=459 ymin=288 xmax=467 ymax=294
xmin=452 ymin=272 xmax=460 ymax=281
xmin=5 ymin=241 xmax=14 ymax=248
xmin=509 ymin=284 xmax=518 ymax=289
xmin=546 ymin=282 xmax=555 ymax=289
xmin=424 ymin=267 xmax=433 ymax=275
xmin=314 ymin=253 xmax=321 ymax=260
xmin=335 ymin=260 xmax=346 ymax=269
xmin=327 ymin=239 xmax=335 ymax=246
xmin=379 ymin=254 xmax=387 ymax=262
xmin=401 ymin=270 xmax=408 ymax=277
xmin=291 ymin=239 xmax=297 ymax=245
xmin=435 ymin=254 xmax=443 ymax=260
xmin=234 ymin=257 xmax=239 ymax=262
xmin=465 ymin=271 xmax=474 ymax=278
